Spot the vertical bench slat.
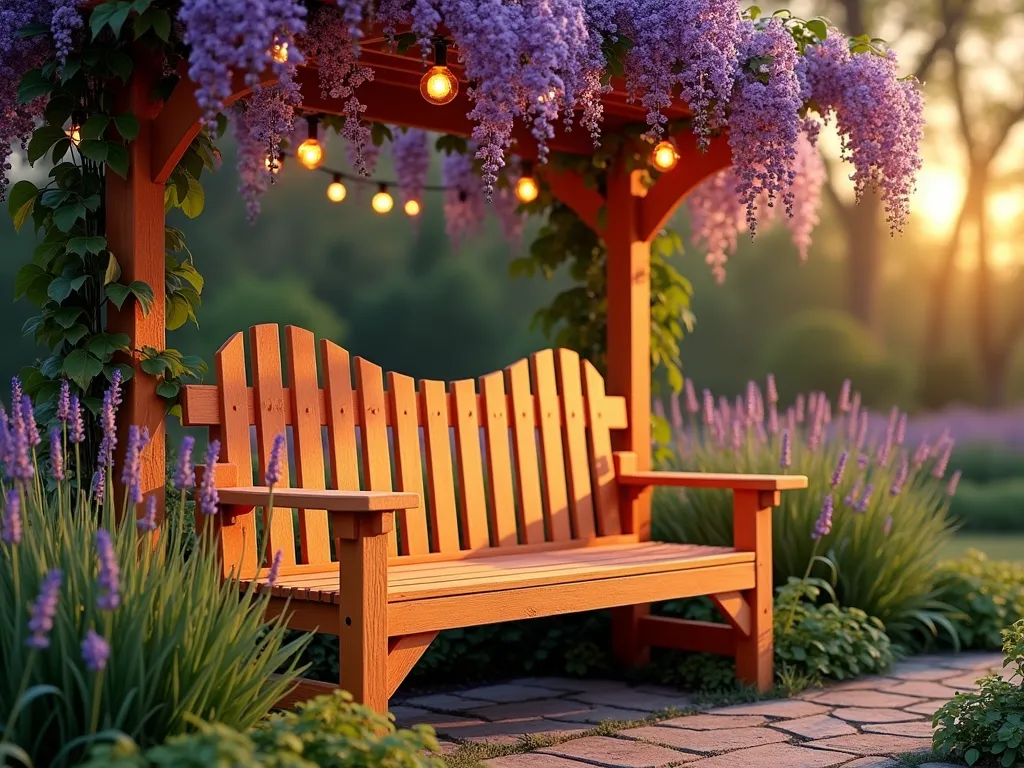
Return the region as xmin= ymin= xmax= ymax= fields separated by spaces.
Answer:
xmin=505 ymin=359 xmax=545 ymax=545
xmin=557 ymin=349 xmax=597 ymax=540
xmin=321 ymin=340 xmax=360 ymax=491
xmin=387 ymin=372 xmax=430 ymax=556
xmin=450 ymin=379 xmax=490 ymax=550
xmin=214 ymin=333 xmax=257 ymax=576
xmin=285 ymin=326 xmax=332 ymax=564
xmin=420 ymin=379 xmax=461 ymax=553
xmin=480 ymin=371 xmax=518 ymax=546
xmin=354 ymin=358 xmax=397 ymax=555
xmin=250 ymin=324 xmax=296 ymax=567
xmin=582 ymin=359 xmax=621 ymax=536
xmin=531 ymin=350 xmax=572 ymax=542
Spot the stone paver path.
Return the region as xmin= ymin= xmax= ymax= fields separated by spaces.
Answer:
xmin=392 ymin=652 xmax=1005 ymax=767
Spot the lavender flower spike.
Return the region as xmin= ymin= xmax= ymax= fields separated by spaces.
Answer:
xmin=69 ymin=395 xmax=85 ymax=444
xmin=779 ymin=430 xmax=791 ymax=469
xmin=2 ymin=488 xmax=22 ymax=545
xmin=890 ymin=456 xmax=909 ymax=496
xmin=812 ymin=494 xmax=834 ymax=541
xmin=932 ymin=440 xmax=953 ymax=479
xmin=947 ymin=470 xmax=962 ymax=497
xmin=175 ymin=436 xmax=196 ymax=490
xmin=22 ymin=395 xmax=40 ymax=447
xmin=26 ymin=569 xmax=62 ymax=649
xmin=766 ymin=373 xmax=778 ymax=404
xmin=702 ymin=389 xmax=715 ymax=426
xmin=267 ymin=549 xmax=284 ymax=588
xmin=855 ymin=484 xmax=874 ymax=514
xmin=50 ymin=427 xmax=63 ymax=481
xmin=830 ymin=451 xmax=848 ymax=489
xmin=684 ymin=379 xmax=699 ymax=414
xmin=137 ymin=496 xmax=158 ymax=533
xmin=95 ymin=529 xmax=120 ymax=611
xmin=883 ymin=515 xmax=893 ymax=536
xmin=199 ymin=440 xmax=222 ymax=516
xmin=838 ymin=379 xmax=851 ymax=413
xmin=81 ymin=629 xmax=109 ymax=672
xmin=57 ymin=378 xmax=71 ymax=423
xmin=844 ymin=478 xmax=863 ymax=507
xmin=92 ymin=470 xmax=105 ymax=506
xmin=266 ymin=433 xmax=286 ymax=487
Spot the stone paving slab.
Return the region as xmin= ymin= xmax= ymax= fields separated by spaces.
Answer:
xmin=540 ymin=735 xmax=701 ymax=767
xmin=803 ymin=733 xmax=933 ymax=756
xmin=770 ymin=714 xmax=858 ymax=739
xmin=686 ymin=744 xmax=851 ymax=767
xmin=619 ymin=724 xmax=788 ymax=752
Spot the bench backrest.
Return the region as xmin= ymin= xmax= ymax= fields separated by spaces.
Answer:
xmin=181 ymin=324 xmax=630 ymax=574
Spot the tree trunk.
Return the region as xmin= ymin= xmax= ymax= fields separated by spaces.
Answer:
xmin=973 ymin=173 xmax=1006 ymax=406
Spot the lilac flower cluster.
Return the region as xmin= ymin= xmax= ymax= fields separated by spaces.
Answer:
xmin=231 ymin=104 xmax=272 ymax=223
xmin=392 ymin=128 xmax=430 ymax=212
xmin=49 ymin=0 xmax=82 ymax=70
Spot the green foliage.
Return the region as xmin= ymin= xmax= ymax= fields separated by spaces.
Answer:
xmin=949 ymin=480 xmax=1024 ymax=533
xmin=952 ymin=447 xmax=1024 ymax=486
xmin=0 ymin=454 xmax=308 ymax=766
xmin=935 ymin=552 xmax=1024 ymax=651
xmin=762 ymin=310 xmax=910 ymax=409
xmin=651 ymin=380 xmax=958 ymax=648
xmin=80 ymin=691 xmax=444 ymax=768
xmin=933 ymin=619 xmax=1024 ymax=767
xmin=918 ymin=356 xmax=985 ymax=409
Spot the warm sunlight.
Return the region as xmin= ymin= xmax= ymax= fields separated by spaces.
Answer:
xmin=913 ymin=166 xmax=966 ymax=237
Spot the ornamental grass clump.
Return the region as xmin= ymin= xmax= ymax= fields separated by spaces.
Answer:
xmin=653 ymin=376 xmax=959 ymax=646
xmin=0 ymin=376 xmax=309 ymax=768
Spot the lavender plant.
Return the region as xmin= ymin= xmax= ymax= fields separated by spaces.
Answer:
xmin=0 ymin=377 xmax=308 ymax=767
xmin=652 ymin=377 xmax=960 ymax=647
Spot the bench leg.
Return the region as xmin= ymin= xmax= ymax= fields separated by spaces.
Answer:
xmin=337 ymin=523 xmax=389 ymax=713
xmin=733 ymin=490 xmax=775 ymax=692
xmin=611 ymin=604 xmax=651 ymax=667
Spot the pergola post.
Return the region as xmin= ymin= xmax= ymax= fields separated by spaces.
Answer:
xmin=106 ymin=63 xmax=167 ymax=520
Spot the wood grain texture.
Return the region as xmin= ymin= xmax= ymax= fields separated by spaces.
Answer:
xmin=354 ymin=358 xmax=396 ymax=554
xmin=530 ymin=350 xmax=572 ymax=542
xmin=637 ymin=616 xmax=737 ymax=656
xmin=387 ymin=372 xmax=430 ymax=556
xmin=387 ymin=632 xmax=438 ymax=698
xmin=733 ymin=489 xmax=774 ymax=692
xmin=250 ymin=324 xmax=296 ymax=567
xmin=286 ymin=326 xmax=331 ymax=564
xmin=420 ymin=379 xmax=461 ymax=553
xmin=479 ymin=371 xmax=518 ymax=547
xmin=556 ymin=349 xmax=596 ymax=540
xmin=321 ymin=340 xmax=360 ymax=491
xmin=581 ymin=358 xmax=620 ymax=536
xmin=217 ymin=487 xmax=418 ymax=512
xmin=450 ymin=378 xmax=489 ymax=550
xmin=505 ymin=359 xmax=545 ymax=545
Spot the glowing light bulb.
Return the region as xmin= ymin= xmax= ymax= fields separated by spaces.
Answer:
xmin=515 ymin=174 xmax=539 ymax=204
xmin=264 ymin=154 xmax=282 ymax=174
xmin=65 ymin=125 xmax=81 ymax=146
xmin=420 ymin=40 xmax=459 ymax=105
xmin=651 ymin=140 xmax=679 ymax=172
xmin=327 ymin=176 xmax=347 ymax=203
xmin=404 ymin=199 xmax=421 ymax=217
xmin=270 ymin=42 xmax=289 ymax=63
xmin=372 ymin=185 xmax=394 ymax=214
xmin=296 ymin=138 xmax=324 ymax=169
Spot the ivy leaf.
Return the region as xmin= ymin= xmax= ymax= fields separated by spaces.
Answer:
xmin=89 ymin=333 xmax=131 ymax=357
xmin=15 ymin=22 xmax=50 ymax=38
xmin=80 ymin=114 xmax=110 ymax=140
xmin=149 ymin=9 xmax=172 ymax=41
xmin=370 ymin=122 xmax=393 ymax=146
xmin=13 ymin=264 xmax=46 ymax=299
xmin=140 ymin=357 xmax=167 ymax=376
xmin=179 ymin=177 xmax=205 ymax=218
xmin=44 ymin=94 xmax=75 ymax=126
xmin=104 ymin=253 xmax=121 ymax=285
xmin=7 ymin=180 xmax=38 ymax=233
xmin=129 ymin=281 xmax=154 ymax=315
xmin=105 ymin=282 xmax=131 ymax=309
xmin=17 ymin=69 xmax=52 ymax=104
xmin=53 ymin=306 xmax=84 ymax=329
xmin=106 ymin=50 xmax=133 ymax=82
xmin=106 ymin=144 xmax=130 ymax=178
xmin=66 ymin=236 xmax=106 ymax=255
xmin=113 ymin=113 xmax=139 ymax=141
xmin=63 ymin=324 xmax=90 ymax=346
xmin=156 ymin=380 xmax=181 ymax=399
xmin=39 ymin=188 xmax=71 ymax=208
xmin=131 ymin=0 xmax=154 ymax=13
xmin=27 ymin=125 xmax=67 ymax=163
xmin=52 ymin=201 xmax=86 ymax=233
xmin=47 ymin=274 xmax=88 ymax=303
xmin=63 ymin=349 xmax=104 ymax=390
xmin=77 ymin=138 xmax=109 ymax=163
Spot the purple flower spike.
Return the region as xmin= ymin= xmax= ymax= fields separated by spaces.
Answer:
xmin=69 ymin=395 xmax=85 ymax=444
xmin=890 ymin=456 xmax=909 ymax=496
xmin=838 ymin=379 xmax=851 ymax=413
xmin=26 ymin=569 xmax=62 ymax=650
xmin=857 ymin=453 xmax=870 ymax=469
xmin=831 ymin=451 xmax=848 ymax=489
xmin=912 ymin=438 xmax=931 ymax=466
xmin=684 ymin=379 xmax=698 ymax=415
xmin=121 ymin=425 xmax=149 ymax=506
xmin=95 ymin=529 xmax=120 ymax=611
xmin=767 ymin=403 xmax=779 ymax=435
xmin=11 ymin=377 xmax=23 ymax=410
xmin=855 ymin=484 xmax=874 ymax=514
xmin=896 ymin=413 xmax=907 ymax=445
xmin=883 ymin=515 xmax=893 ymax=536
xmin=2 ymin=489 xmax=22 ymax=545
xmin=702 ymin=389 xmax=715 ymax=426
xmin=0 ymin=405 xmax=10 ymax=465
xmin=266 ymin=434 xmax=286 ymax=487
xmin=49 ymin=427 xmax=63 ymax=482
xmin=766 ymin=374 xmax=778 ymax=405
xmin=845 ymin=478 xmax=863 ymax=507
xmin=267 ymin=549 xmax=283 ymax=588
xmin=81 ymin=629 xmax=109 ymax=672
xmin=199 ymin=440 xmax=222 ymax=516
xmin=138 ymin=496 xmax=158 ymax=533
xmin=57 ymin=379 xmax=71 ymax=423
xmin=92 ymin=471 xmax=105 ymax=506
xmin=780 ymin=430 xmax=792 ymax=469
xmin=855 ymin=411 xmax=869 ymax=451
xmin=670 ymin=392 xmax=684 ymax=431
xmin=731 ymin=419 xmax=742 ymax=452
xmin=947 ymin=470 xmax=962 ymax=497
xmin=932 ymin=440 xmax=953 ymax=479
xmin=812 ymin=494 xmax=833 ymax=541
xmin=795 ymin=394 xmax=805 ymax=423
xmin=22 ymin=396 xmax=39 ymax=447
xmin=175 ymin=436 xmax=196 ymax=490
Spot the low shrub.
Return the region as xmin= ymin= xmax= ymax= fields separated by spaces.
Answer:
xmin=949 ymin=479 xmax=1024 ymax=532
xmin=79 ymin=691 xmax=444 ymax=768
xmin=653 ymin=376 xmax=959 ymax=648
xmin=0 ymin=377 xmax=308 ymax=767
xmin=951 ymin=445 xmax=1024 ymax=486
xmin=933 ymin=619 xmax=1024 ymax=767
xmin=935 ymin=552 xmax=1024 ymax=651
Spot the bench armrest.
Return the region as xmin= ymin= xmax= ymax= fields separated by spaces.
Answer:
xmin=218 ymin=486 xmax=420 ymax=513
xmin=614 ymin=452 xmax=808 ymax=492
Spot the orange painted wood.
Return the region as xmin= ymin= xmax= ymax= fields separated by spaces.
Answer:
xmin=530 ymin=350 xmax=572 ymax=542
xmin=212 ymin=334 xmax=257 ymax=578
xmin=505 ymin=359 xmax=545 ymax=545
xmin=614 ymin=453 xmax=809 ymax=491
xmin=321 ymin=340 xmax=361 ymax=491
xmin=637 ymin=616 xmax=737 ymax=656
xmin=479 ymin=371 xmax=518 ymax=547
xmin=217 ymin=487 xmax=418 ymax=512
xmin=106 ymin=60 xmax=166 ymax=523
xmin=336 ymin=526 xmax=389 ymax=713
xmin=581 ymin=359 xmax=621 ymax=536
xmin=541 ymin=167 xmax=604 ymax=232
xmin=354 ymin=358 xmax=397 ymax=554
xmin=388 ymin=563 xmax=755 ymax=636
xmin=390 ymin=533 xmax=639 ymax=566
xmin=387 ymin=632 xmax=437 ymax=698
xmin=450 ymin=378 xmax=490 ymax=550
xmin=710 ymin=591 xmax=752 ymax=637
xmin=273 ymin=676 xmax=340 ymax=710
xmin=286 ymin=326 xmax=331 ymax=564
xmin=250 ymin=324 xmax=296 ymax=567
xmin=556 ymin=349 xmax=596 ymax=540
xmin=387 ymin=372 xmax=430 ymax=556
xmin=419 ymin=379 xmax=461 ymax=553
xmin=181 ymin=384 xmax=630 ymax=432
xmin=733 ymin=489 xmax=774 ymax=693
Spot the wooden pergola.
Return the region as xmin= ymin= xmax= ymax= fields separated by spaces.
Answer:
xmin=108 ymin=30 xmax=734 ymax=524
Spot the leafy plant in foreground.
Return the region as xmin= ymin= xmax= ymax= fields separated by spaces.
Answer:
xmin=0 ymin=376 xmax=308 ymax=767
xmin=935 ymin=552 xmax=1024 ymax=651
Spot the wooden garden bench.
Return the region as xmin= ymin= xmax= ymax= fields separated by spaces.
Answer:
xmin=181 ymin=324 xmax=807 ymax=712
